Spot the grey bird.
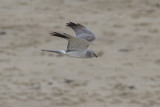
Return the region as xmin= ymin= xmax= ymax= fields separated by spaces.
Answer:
xmin=42 ymin=22 xmax=97 ymax=58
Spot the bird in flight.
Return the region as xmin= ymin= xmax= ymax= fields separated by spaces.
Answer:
xmin=42 ymin=22 xmax=97 ymax=58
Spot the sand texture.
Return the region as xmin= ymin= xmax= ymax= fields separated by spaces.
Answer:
xmin=0 ymin=0 xmax=160 ymax=107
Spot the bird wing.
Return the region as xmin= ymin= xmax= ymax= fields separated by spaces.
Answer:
xmin=50 ymin=32 xmax=89 ymax=52
xmin=66 ymin=22 xmax=96 ymax=42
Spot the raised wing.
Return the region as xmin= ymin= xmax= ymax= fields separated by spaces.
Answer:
xmin=50 ymin=32 xmax=89 ymax=52
xmin=66 ymin=22 xmax=96 ymax=42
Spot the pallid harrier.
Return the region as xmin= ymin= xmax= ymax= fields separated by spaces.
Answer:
xmin=42 ymin=22 xmax=97 ymax=58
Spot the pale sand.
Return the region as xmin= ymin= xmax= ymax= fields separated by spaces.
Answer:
xmin=0 ymin=0 xmax=160 ymax=107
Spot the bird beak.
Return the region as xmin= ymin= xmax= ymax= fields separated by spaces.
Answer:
xmin=93 ymin=53 xmax=98 ymax=57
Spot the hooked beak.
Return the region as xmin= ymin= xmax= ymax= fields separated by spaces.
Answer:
xmin=93 ymin=53 xmax=98 ymax=57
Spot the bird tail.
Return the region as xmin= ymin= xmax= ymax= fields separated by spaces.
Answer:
xmin=42 ymin=49 xmax=66 ymax=54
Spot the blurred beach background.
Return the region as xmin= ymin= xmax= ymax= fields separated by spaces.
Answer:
xmin=0 ymin=0 xmax=160 ymax=107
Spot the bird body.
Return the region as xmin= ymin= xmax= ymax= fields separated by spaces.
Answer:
xmin=42 ymin=22 xmax=97 ymax=58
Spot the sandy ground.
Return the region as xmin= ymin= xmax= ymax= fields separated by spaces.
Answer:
xmin=1 ymin=0 xmax=160 ymax=107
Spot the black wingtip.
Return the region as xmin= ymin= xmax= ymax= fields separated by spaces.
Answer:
xmin=66 ymin=22 xmax=78 ymax=27
xmin=50 ymin=32 xmax=56 ymax=36
xmin=50 ymin=32 xmax=69 ymax=39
